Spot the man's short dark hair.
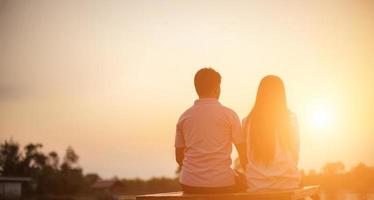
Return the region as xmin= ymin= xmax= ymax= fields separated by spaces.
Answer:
xmin=194 ymin=68 xmax=221 ymax=96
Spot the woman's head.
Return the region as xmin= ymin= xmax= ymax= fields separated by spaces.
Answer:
xmin=247 ymin=75 xmax=293 ymax=165
xmin=254 ymin=75 xmax=287 ymax=114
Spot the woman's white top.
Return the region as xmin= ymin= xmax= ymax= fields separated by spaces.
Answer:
xmin=242 ymin=112 xmax=301 ymax=191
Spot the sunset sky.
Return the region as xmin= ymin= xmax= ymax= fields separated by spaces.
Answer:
xmin=0 ymin=0 xmax=373 ymax=179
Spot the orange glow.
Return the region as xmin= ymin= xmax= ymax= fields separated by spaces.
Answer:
xmin=306 ymin=100 xmax=336 ymax=131
xmin=0 ymin=0 xmax=373 ymax=179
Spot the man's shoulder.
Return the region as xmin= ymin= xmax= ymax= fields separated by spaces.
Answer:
xmin=177 ymin=105 xmax=196 ymax=121
xmin=219 ymin=104 xmax=237 ymax=114
xmin=178 ymin=102 xmax=239 ymax=120
xmin=219 ymin=104 xmax=240 ymax=119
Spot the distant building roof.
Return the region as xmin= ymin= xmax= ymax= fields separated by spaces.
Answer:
xmin=91 ymin=179 xmax=123 ymax=189
xmin=0 ymin=177 xmax=32 ymax=182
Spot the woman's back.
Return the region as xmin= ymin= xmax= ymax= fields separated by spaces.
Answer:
xmin=243 ymin=112 xmax=301 ymax=191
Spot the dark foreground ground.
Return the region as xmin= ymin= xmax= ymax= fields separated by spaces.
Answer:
xmin=22 ymin=191 xmax=374 ymax=200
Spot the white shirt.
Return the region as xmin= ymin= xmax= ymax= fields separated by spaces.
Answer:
xmin=175 ymin=98 xmax=245 ymax=187
xmin=243 ymin=112 xmax=301 ymax=191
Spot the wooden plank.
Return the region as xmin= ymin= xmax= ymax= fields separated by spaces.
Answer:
xmin=293 ymin=186 xmax=321 ymax=200
xmin=136 ymin=186 xmax=320 ymax=200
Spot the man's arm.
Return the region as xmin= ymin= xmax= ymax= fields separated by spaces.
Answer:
xmin=175 ymin=147 xmax=185 ymax=167
xmin=235 ymin=143 xmax=247 ymax=170
xmin=231 ymin=112 xmax=248 ymax=171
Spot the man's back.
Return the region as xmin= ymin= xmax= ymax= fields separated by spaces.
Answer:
xmin=175 ymin=98 xmax=244 ymax=187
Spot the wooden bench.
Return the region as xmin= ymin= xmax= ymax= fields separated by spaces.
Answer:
xmin=136 ymin=185 xmax=320 ymax=200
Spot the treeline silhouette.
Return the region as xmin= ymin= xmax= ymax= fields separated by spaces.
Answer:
xmin=0 ymin=139 xmax=181 ymax=198
xmin=302 ymin=162 xmax=374 ymax=192
xmin=0 ymin=139 xmax=88 ymax=195
xmin=1 ymin=139 xmax=373 ymax=198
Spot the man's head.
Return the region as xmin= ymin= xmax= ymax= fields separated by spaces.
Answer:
xmin=194 ymin=68 xmax=221 ymax=99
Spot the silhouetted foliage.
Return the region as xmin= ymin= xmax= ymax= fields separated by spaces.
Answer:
xmin=302 ymin=162 xmax=374 ymax=192
xmin=0 ymin=139 xmax=86 ymax=195
xmin=85 ymin=173 xmax=101 ymax=186
xmin=0 ymin=139 xmax=22 ymax=176
xmin=2 ymin=139 xmax=374 ymax=198
xmin=322 ymin=162 xmax=345 ymax=175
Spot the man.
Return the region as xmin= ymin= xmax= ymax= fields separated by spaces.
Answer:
xmin=175 ymin=68 xmax=247 ymax=194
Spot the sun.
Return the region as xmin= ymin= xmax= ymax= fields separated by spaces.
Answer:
xmin=307 ymin=101 xmax=335 ymax=130
xmin=311 ymin=107 xmax=333 ymax=129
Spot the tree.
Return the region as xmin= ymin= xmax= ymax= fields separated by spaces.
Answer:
xmin=0 ymin=139 xmax=89 ymax=195
xmin=322 ymin=162 xmax=345 ymax=175
xmin=48 ymin=151 xmax=59 ymax=170
xmin=59 ymin=146 xmax=85 ymax=195
xmin=85 ymin=173 xmax=101 ymax=186
xmin=21 ymin=143 xmax=47 ymax=177
xmin=0 ymin=139 xmax=22 ymax=176
xmin=61 ymin=146 xmax=79 ymax=170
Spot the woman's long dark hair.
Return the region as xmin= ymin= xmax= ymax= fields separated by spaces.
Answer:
xmin=245 ymin=75 xmax=294 ymax=165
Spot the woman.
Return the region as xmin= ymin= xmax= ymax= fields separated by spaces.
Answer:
xmin=243 ymin=75 xmax=301 ymax=191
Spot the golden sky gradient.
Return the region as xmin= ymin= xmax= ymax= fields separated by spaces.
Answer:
xmin=0 ymin=0 xmax=373 ymax=178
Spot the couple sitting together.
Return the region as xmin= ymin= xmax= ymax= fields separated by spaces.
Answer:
xmin=175 ymin=68 xmax=300 ymax=194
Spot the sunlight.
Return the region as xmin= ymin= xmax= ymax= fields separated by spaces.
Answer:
xmin=311 ymin=106 xmax=333 ymax=129
xmin=307 ymin=100 xmax=336 ymax=131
